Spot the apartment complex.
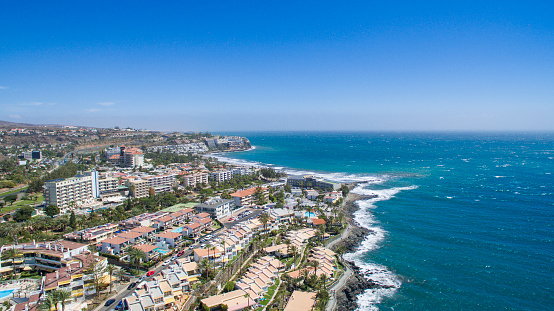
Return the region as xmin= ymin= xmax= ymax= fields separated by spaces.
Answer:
xmin=98 ymin=177 xmax=119 ymax=195
xmin=181 ymin=172 xmax=208 ymax=188
xmin=43 ymin=175 xmax=94 ymax=208
xmin=43 ymin=253 xmax=108 ymax=299
xmin=194 ymin=197 xmax=234 ymax=219
xmin=126 ymin=179 xmax=149 ymax=198
xmin=287 ymin=175 xmax=341 ymax=191
xmin=0 ymin=240 xmax=89 ymax=275
xmin=208 ymin=170 xmax=233 ymax=183
xmin=230 ymin=187 xmax=269 ymax=207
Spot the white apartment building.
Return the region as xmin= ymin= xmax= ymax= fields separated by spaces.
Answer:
xmin=124 ymin=149 xmax=144 ymax=167
xmin=144 ymin=174 xmax=175 ymax=188
xmin=126 ymin=179 xmax=149 ymax=198
xmin=43 ymin=175 xmax=94 ymax=208
xmin=98 ymin=177 xmax=119 ymax=195
xmin=208 ymin=170 xmax=233 ymax=183
xmin=181 ymin=172 xmax=208 ymax=187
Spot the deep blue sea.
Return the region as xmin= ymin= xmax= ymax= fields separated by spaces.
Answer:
xmin=213 ymin=132 xmax=554 ymax=311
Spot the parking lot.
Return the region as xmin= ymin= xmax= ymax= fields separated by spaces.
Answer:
xmin=220 ymin=207 xmax=263 ymax=229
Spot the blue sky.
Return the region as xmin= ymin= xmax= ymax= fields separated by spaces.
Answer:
xmin=1 ymin=1 xmax=553 ymax=131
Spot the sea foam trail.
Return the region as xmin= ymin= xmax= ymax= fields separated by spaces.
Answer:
xmin=344 ymin=185 xmax=417 ymax=311
xmin=209 ymin=150 xmax=386 ymax=184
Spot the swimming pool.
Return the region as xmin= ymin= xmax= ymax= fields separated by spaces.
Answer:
xmin=156 ymin=249 xmax=168 ymax=254
xmin=172 ymin=227 xmax=183 ymax=233
xmin=0 ymin=289 xmax=17 ymax=300
xmin=304 ymin=212 xmax=316 ymax=218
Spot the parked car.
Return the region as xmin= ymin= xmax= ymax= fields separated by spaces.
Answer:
xmin=115 ymin=300 xmax=124 ymax=311
xmin=178 ymin=251 xmax=185 ymax=256
xmin=127 ymin=282 xmax=136 ymax=290
xmin=189 ymin=245 xmax=195 ymax=249
xmin=146 ymin=270 xmax=155 ymax=277
xmin=104 ymin=299 xmax=116 ymax=307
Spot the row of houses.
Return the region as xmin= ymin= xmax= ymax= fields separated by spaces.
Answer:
xmin=123 ymin=258 xmax=201 ymax=311
xmin=100 ymin=211 xmax=214 ymax=256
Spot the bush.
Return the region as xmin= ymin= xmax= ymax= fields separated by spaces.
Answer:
xmin=99 ymin=252 xmax=120 ymax=260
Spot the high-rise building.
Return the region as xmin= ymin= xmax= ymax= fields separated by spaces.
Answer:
xmin=43 ymin=175 xmax=94 ymax=208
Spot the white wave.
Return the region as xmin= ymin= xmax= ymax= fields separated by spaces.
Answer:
xmin=210 ymin=149 xmax=387 ymax=183
xmin=344 ymin=185 xmax=417 ymax=311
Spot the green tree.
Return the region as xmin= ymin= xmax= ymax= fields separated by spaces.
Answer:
xmin=38 ymin=292 xmax=57 ymax=311
xmin=69 ymin=211 xmax=77 ymax=229
xmin=1 ymin=248 xmax=23 ymax=280
xmin=106 ymin=264 xmax=117 ymax=293
xmin=84 ymin=260 xmax=107 ymax=297
xmin=4 ymin=194 xmax=17 ymax=205
xmin=198 ymin=258 xmax=213 ymax=279
xmin=53 ymin=289 xmax=71 ymax=311
xmin=44 ymin=205 xmax=60 ymax=218
xmin=259 ymin=213 xmax=270 ymax=236
xmin=254 ymin=186 xmax=267 ymax=206
xmin=127 ymin=247 xmax=147 ymax=273
xmin=13 ymin=206 xmax=34 ymax=222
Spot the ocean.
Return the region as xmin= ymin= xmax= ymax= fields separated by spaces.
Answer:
xmin=212 ymin=132 xmax=554 ymax=311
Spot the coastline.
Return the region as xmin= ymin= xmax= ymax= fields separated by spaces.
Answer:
xmin=328 ymin=192 xmax=382 ymax=311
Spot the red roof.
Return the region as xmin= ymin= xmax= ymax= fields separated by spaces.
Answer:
xmin=231 ymin=187 xmax=267 ymax=198
xmin=157 ymin=232 xmax=181 ymax=239
xmin=311 ymin=218 xmax=326 ymax=225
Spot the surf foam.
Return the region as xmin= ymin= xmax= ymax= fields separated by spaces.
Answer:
xmin=344 ymin=185 xmax=417 ymax=310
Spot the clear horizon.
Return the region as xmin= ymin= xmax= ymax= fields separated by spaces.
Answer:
xmin=1 ymin=1 xmax=553 ymax=132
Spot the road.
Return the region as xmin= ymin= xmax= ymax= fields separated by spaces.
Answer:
xmin=95 ymin=260 xmax=171 ymax=311
xmin=325 ymin=261 xmax=353 ymax=311
xmin=220 ymin=208 xmax=263 ymax=229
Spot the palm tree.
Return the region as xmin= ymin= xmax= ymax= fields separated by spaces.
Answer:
xmin=319 ymin=274 xmax=328 ymax=290
xmin=198 ymin=258 xmax=212 ymax=279
xmin=310 ymin=260 xmax=320 ymax=277
xmin=117 ymin=268 xmax=126 ymax=283
xmin=106 ymin=264 xmax=117 ymax=293
xmin=38 ymin=292 xmax=57 ymax=311
xmin=284 ymin=239 xmax=291 ymax=257
xmin=53 ymin=289 xmax=71 ymax=311
xmin=1 ymin=248 xmax=23 ymax=280
xmin=259 ymin=213 xmax=270 ymax=236
xmin=127 ymin=247 xmax=147 ymax=273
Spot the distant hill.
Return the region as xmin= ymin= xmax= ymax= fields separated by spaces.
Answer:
xmin=0 ymin=120 xmax=70 ymax=128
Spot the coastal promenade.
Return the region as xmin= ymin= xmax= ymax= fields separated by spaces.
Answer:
xmin=325 ymin=223 xmax=354 ymax=311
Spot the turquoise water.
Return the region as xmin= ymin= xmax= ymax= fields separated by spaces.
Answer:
xmin=214 ymin=132 xmax=554 ymax=311
xmin=305 ymin=212 xmax=316 ymax=218
xmin=0 ymin=289 xmax=16 ymax=300
xmin=172 ymin=227 xmax=184 ymax=233
xmin=156 ymin=249 xmax=168 ymax=254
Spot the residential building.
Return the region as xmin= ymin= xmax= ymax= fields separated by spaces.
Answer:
xmin=100 ymin=237 xmax=130 ymax=255
xmin=126 ymin=179 xmax=149 ymax=198
xmin=181 ymin=172 xmax=208 ymax=188
xmin=230 ymin=187 xmax=269 ymax=207
xmin=43 ymin=174 xmax=94 ymax=209
xmin=156 ymin=232 xmax=182 ymax=248
xmin=283 ymin=291 xmax=317 ymax=311
xmin=208 ymin=170 xmax=233 ymax=183
xmin=287 ymin=175 xmax=341 ymax=191
xmin=201 ymin=289 xmax=257 ymax=311
xmin=43 ymin=254 xmax=108 ymax=299
xmin=194 ymin=197 xmax=234 ymax=219
xmin=0 ymin=240 xmax=89 ymax=275
xmin=98 ymin=177 xmax=119 ymax=195
xmin=124 ymin=147 xmax=144 ymax=168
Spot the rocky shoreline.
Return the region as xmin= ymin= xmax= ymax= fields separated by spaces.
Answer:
xmin=331 ymin=192 xmax=383 ymax=311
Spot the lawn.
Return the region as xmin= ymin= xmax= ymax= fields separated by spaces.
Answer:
xmin=259 ymin=278 xmax=280 ymax=306
xmin=12 ymin=194 xmax=44 ymax=207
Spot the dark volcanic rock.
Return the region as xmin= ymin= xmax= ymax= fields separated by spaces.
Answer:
xmin=331 ymin=192 xmax=385 ymax=311
xmin=335 ymin=263 xmax=380 ymax=311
